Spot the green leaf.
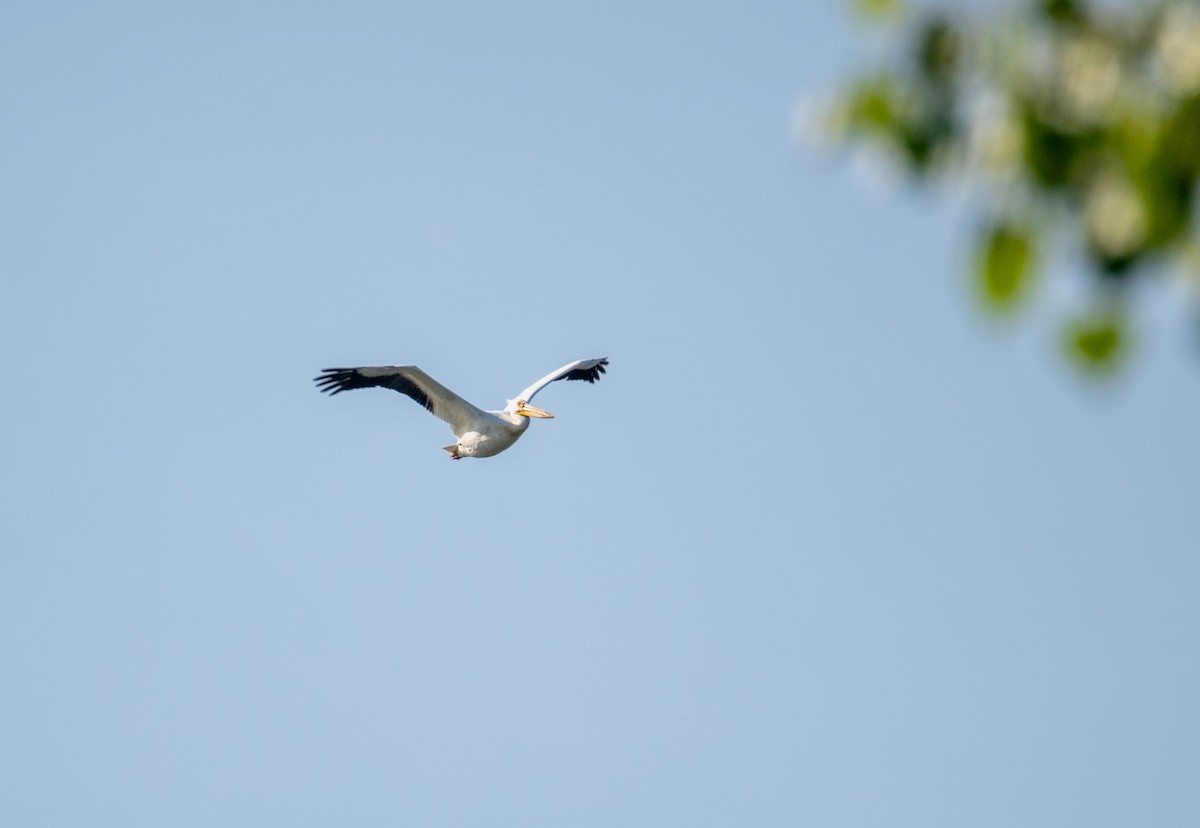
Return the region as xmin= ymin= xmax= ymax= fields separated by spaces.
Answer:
xmin=1066 ymin=311 xmax=1129 ymax=371
xmin=846 ymin=78 xmax=898 ymax=134
xmin=978 ymin=224 xmax=1035 ymax=309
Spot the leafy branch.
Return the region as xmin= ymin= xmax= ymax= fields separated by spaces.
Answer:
xmin=828 ymin=0 xmax=1200 ymax=371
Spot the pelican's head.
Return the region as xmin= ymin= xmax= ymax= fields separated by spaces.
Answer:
xmin=509 ymin=399 xmax=554 ymax=419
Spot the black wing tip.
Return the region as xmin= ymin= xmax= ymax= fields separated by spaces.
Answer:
xmin=312 ymin=366 xmax=434 ymax=411
xmin=313 ymin=368 xmax=359 ymax=395
xmin=562 ymin=357 xmax=609 ymax=384
xmin=585 ymin=357 xmax=608 ymax=383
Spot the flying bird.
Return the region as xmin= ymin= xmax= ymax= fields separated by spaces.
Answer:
xmin=313 ymin=357 xmax=608 ymax=460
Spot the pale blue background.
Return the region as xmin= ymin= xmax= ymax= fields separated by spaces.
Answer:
xmin=3 ymin=2 xmax=1198 ymax=825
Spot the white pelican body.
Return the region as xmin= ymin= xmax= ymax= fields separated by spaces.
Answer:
xmin=314 ymin=357 xmax=608 ymax=460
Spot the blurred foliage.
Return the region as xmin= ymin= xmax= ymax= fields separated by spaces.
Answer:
xmin=978 ymin=223 xmax=1035 ymax=309
xmin=828 ymin=0 xmax=1200 ymax=371
xmin=1067 ymin=308 xmax=1130 ymax=371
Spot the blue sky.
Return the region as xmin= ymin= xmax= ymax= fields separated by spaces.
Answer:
xmin=3 ymin=1 xmax=1199 ymax=825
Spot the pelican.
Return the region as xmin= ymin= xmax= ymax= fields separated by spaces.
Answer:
xmin=314 ymin=357 xmax=608 ymax=459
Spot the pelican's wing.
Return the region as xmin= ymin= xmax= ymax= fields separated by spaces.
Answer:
xmin=513 ymin=357 xmax=609 ymax=403
xmin=314 ymin=365 xmax=489 ymax=434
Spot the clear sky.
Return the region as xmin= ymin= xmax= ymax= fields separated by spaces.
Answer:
xmin=3 ymin=1 xmax=1199 ymax=825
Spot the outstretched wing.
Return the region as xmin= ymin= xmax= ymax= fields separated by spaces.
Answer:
xmin=314 ymin=365 xmax=489 ymax=434
xmin=513 ymin=357 xmax=609 ymax=403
